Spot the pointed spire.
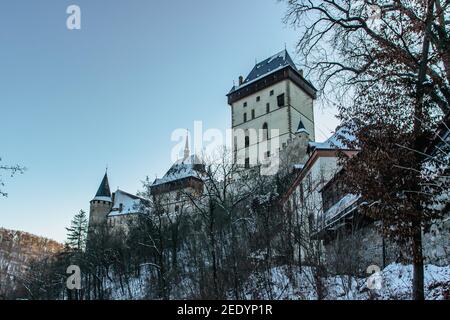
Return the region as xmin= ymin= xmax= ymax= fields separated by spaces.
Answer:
xmin=184 ymin=130 xmax=190 ymax=160
xmin=93 ymin=171 xmax=111 ymax=201
xmin=296 ymin=119 xmax=309 ymax=135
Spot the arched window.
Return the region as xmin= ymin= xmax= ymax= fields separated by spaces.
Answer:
xmin=262 ymin=123 xmax=269 ymax=140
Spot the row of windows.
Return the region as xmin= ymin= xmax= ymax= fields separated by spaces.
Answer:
xmin=243 ymin=90 xmax=274 ymax=108
xmin=243 ymin=151 xmax=271 ymax=169
xmin=234 ymin=123 xmax=270 ymax=151
xmin=242 ymin=94 xmax=285 ymax=123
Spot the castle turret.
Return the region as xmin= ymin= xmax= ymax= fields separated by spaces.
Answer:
xmin=295 ymin=119 xmax=310 ymax=140
xmin=88 ymin=172 xmax=112 ymax=229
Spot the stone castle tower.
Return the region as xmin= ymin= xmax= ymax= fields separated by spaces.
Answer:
xmin=227 ymin=50 xmax=317 ymax=167
xmin=88 ymin=172 xmax=112 ymax=230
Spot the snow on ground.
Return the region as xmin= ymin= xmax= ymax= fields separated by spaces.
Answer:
xmin=102 ymin=262 xmax=449 ymax=300
xmin=241 ymin=263 xmax=449 ymax=300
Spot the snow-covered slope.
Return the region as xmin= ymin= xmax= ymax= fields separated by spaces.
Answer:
xmin=239 ymin=263 xmax=449 ymax=300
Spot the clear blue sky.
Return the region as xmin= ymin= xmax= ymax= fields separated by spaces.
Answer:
xmin=0 ymin=0 xmax=339 ymax=242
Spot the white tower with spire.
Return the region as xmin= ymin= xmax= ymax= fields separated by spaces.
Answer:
xmin=184 ymin=130 xmax=190 ymax=160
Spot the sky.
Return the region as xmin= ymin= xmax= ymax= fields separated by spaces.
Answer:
xmin=0 ymin=0 xmax=339 ymax=242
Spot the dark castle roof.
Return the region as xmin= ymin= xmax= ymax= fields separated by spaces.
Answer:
xmin=244 ymin=50 xmax=297 ymax=84
xmin=297 ymin=119 xmax=306 ymax=131
xmin=94 ymin=172 xmax=111 ymax=198
xmin=227 ymin=50 xmax=317 ymax=103
xmin=228 ymin=50 xmax=298 ymax=94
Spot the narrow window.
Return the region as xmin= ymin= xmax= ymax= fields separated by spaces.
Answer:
xmin=266 ymin=103 xmax=270 ymax=113
xmin=262 ymin=123 xmax=269 ymax=140
xmin=256 ymin=96 xmax=260 ymax=102
xmin=270 ymin=90 xmax=274 ymax=96
xmin=245 ymin=136 xmax=250 ymax=148
xmin=277 ymin=93 xmax=285 ymax=107
xmin=243 ymin=113 xmax=247 ymax=122
xmin=245 ymin=157 xmax=250 ymax=169
xmin=251 ymin=109 xmax=255 ymax=119
xmin=243 ymin=102 xmax=247 ymax=107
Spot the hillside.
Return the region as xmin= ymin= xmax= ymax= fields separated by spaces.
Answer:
xmin=0 ymin=228 xmax=64 ymax=299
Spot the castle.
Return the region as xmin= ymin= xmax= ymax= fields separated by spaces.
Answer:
xmin=88 ymin=49 xmax=318 ymax=233
xmin=87 ymin=49 xmax=449 ymax=268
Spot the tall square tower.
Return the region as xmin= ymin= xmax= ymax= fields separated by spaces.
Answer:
xmin=227 ymin=50 xmax=317 ymax=168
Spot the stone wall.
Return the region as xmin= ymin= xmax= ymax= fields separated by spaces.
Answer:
xmin=323 ymin=216 xmax=449 ymax=275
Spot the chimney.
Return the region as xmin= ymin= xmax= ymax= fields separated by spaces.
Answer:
xmin=239 ymin=76 xmax=244 ymax=85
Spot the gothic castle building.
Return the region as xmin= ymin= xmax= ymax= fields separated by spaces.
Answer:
xmin=88 ymin=50 xmax=319 ymax=232
xmin=87 ymin=49 xmax=449 ymax=268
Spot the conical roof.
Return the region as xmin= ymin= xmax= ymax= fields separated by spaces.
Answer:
xmin=93 ymin=172 xmax=112 ymax=201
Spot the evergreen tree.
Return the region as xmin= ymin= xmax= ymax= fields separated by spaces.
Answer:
xmin=65 ymin=210 xmax=88 ymax=251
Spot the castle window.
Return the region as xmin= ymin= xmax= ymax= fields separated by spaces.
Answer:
xmin=243 ymin=102 xmax=247 ymax=107
xmin=251 ymin=109 xmax=255 ymax=119
xmin=262 ymin=123 xmax=269 ymax=140
xmin=243 ymin=113 xmax=247 ymax=122
xmin=266 ymin=103 xmax=270 ymax=113
xmin=245 ymin=157 xmax=250 ymax=169
xmin=245 ymin=136 xmax=250 ymax=148
xmin=270 ymin=90 xmax=274 ymax=96
xmin=256 ymin=96 xmax=260 ymax=102
xmin=277 ymin=94 xmax=285 ymax=107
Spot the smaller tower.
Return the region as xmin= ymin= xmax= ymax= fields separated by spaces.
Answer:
xmin=88 ymin=171 xmax=112 ymax=230
xmin=295 ymin=119 xmax=310 ymax=141
xmin=184 ymin=130 xmax=190 ymax=160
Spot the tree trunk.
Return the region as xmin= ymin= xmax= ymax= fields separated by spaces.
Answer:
xmin=410 ymin=0 xmax=435 ymax=301
xmin=210 ymin=214 xmax=219 ymax=299
xmin=412 ymin=220 xmax=425 ymax=300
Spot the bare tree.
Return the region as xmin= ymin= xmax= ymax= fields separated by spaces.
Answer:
xmin=283 ymin=0 xmax=449 ymax=300
xmin=0 ymin=157 xmax=25 ymax=197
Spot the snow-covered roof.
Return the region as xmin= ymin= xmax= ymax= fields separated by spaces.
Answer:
xmin=296 ymin=119 xmax=309 ymax=135
xmin=93 ymin=196 xmax=112 ymax=202
xmin=309 ymin=126 xmax=357 ymax=151
xmin=229 ymin=50 xmax=300 ymax=94
xmin=107 ymin=189 xmax=144 ymax=217
xmin=151 ymin=154 xmax=204 ymax=187
xmin=323 ymin=194 xmax=360 ymax=223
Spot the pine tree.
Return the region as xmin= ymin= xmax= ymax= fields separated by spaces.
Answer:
xmin=65 ymin=210 xmax=88 ymax=251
